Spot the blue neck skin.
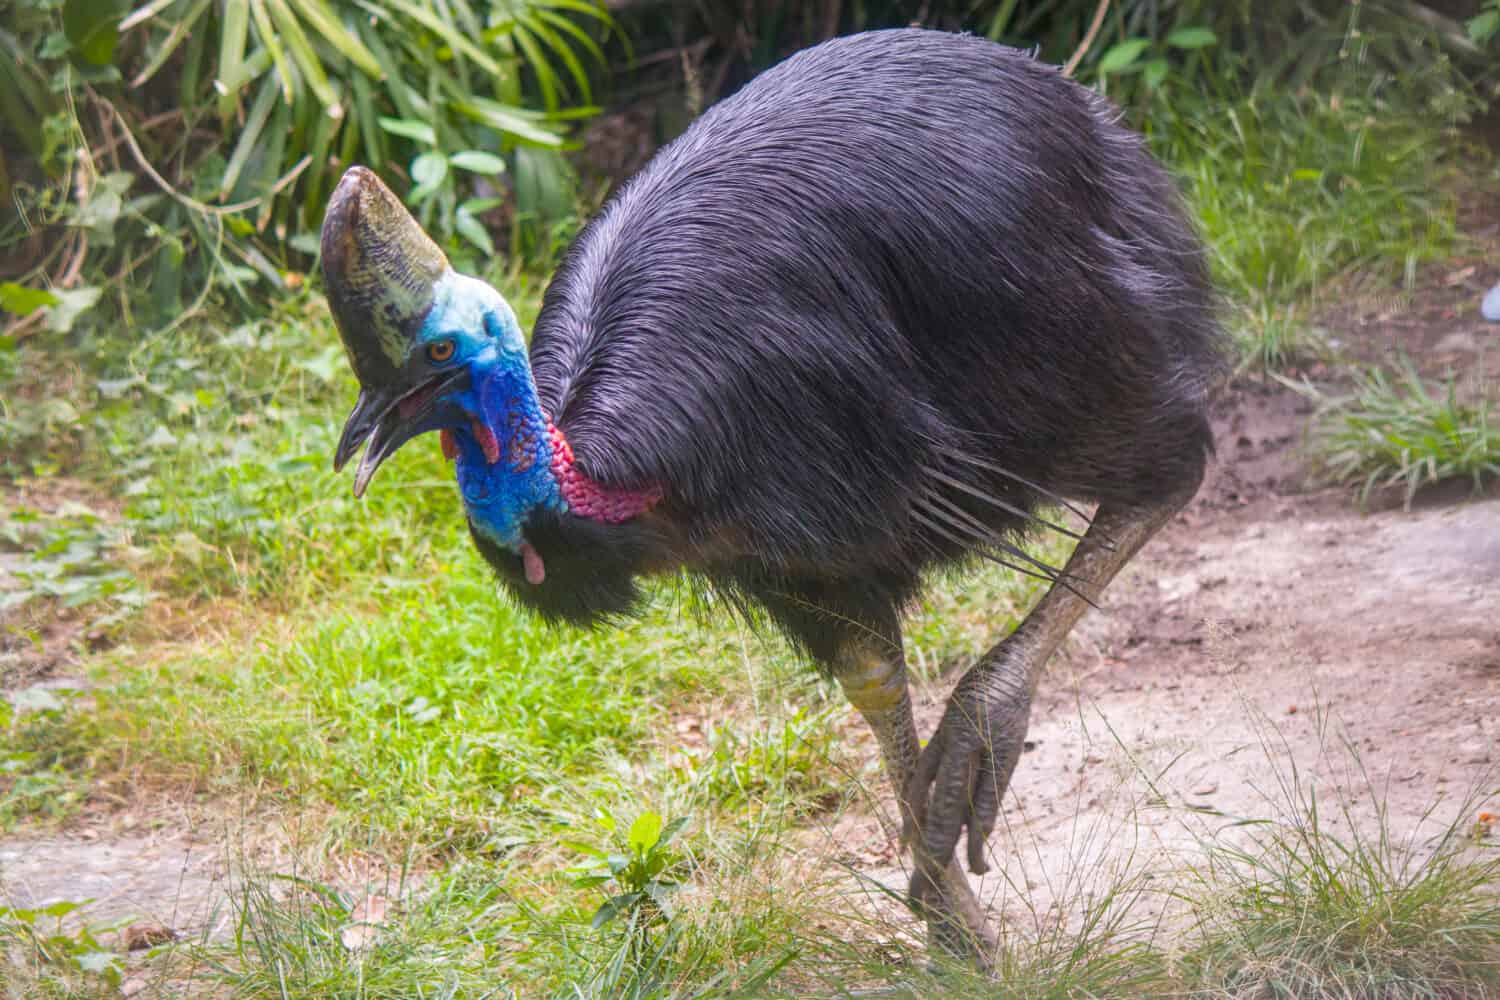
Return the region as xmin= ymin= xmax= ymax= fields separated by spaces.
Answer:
xmin=418 ymin=272 xmax=567 ymax=550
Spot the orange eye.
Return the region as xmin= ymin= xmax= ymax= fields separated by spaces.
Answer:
xmin=427 ymin=340 xmax=456 ymax=363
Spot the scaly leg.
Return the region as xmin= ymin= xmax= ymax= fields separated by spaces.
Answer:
xmin=832 ymin=621 xmax=997 ymax=966
xmin=904 ymin=491 xmax=1191 ymax=905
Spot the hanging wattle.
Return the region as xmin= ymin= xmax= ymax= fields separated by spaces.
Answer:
xmin=440 ymin=422 xmax=662 ymax=525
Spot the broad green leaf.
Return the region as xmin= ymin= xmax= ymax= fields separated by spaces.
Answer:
xmin=1143 ymin=58 xmax=1169 ymax=88
xmin=293 ymin=345 xmax=345 ymax=383
xmin=0 ymin=282 xmax=60 ymax=317
xmin=591 ymin=893 xmax=634 ymax=929
xmin=144 ymin=426 xmax=178 ymax=449
xmin=410 ymin=151 xmax=448 ymax=204
xmin=1468 ymin=9 xmax=1500 ymax=44
xmin=378 ymin=117 xmax=436 ymax=145
xmin=449 ymin=150 xmax=507 ymax=175
xmin=75 ymin=171 xmax=132 ymax=242
xmin=74 ymin=951 xmax=122 ymax=979
xmin=1165 ymin=26 xmax=1217 ymax=49
xmin=627 ymin=811 xmax=662 ymax=854
xmin=63 ymin=0 xmax=129 ymax=66
xmin=1097 ymin=38 xmax=1149 ymax=75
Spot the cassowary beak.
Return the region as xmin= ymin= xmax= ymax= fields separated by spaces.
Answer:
xmin=321 ymin=166 xmax=456 ymax=496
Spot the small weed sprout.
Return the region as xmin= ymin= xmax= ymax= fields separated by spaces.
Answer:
xmin=567 ymin=810 xmax=690 ymax=932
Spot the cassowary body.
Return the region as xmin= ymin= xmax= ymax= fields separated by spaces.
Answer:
xmin=324 ymin=28 xmax=1223 ymax=963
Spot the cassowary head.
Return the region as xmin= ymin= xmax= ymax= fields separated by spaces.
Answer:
xmin=322 ymin=167 xmax=663 ymax=616
xmin=322 ymin=168 xmax=562 ymax=579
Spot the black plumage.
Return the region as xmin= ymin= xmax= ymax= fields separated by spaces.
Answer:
xmin=486 ymin=29 xmax=1222 ymax=640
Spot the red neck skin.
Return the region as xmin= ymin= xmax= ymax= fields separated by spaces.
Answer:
xmin=439 ymin=422 xmax=662 ymax=525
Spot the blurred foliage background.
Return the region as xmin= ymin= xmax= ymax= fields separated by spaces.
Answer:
xmin=1 ymin=0 xmax=1497 ymax=350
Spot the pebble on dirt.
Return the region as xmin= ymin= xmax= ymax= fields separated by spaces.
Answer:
xmin=1483 ymin=280 xmax=1500 ymax=321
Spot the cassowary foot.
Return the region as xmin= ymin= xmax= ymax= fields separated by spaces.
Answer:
xmin=904 ymin=642 xmax=1033 ymax=882
xmin=903 ymin=491 xmax=1197 ymax=920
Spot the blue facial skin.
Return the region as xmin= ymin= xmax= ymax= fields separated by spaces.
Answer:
xmin=417 ymin=272 xmax=567 ymax=550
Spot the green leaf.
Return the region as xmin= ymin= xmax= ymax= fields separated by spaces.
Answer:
xmin=285 ymin=0 xmax=384 ymax=79
xmin=372 ymin=0 xmax=502 ymax=76
xmin=0 ymin=282 xmax=61 ymax=317
xmin=41 ymin=900 xmax=91 ymax=918
xmin=627 ymin=811 xmax=662 ymax=855
xmin=63 ymin=0 xmax=129 ymax=66
xmin=1165 ymin=26 xmax=1217 ymax=49
xmin=292 ymin=345 xmax=345 ymax=384
xmin=1468 ymin=9 xmax=1500 ymax=44
xmin=265 ymin=0 xmax=340 ymax=109
xmin=378 ymin=117 xmax=436 ymax=146
xmin=449 ymin=150 xmax=507 ymax=175
xmin=454 ymin=210 xmax=494 ymax=256
xmin=144 ymin=426 xmax=178 ymax=449
xmin=215 ymin=0 xmax=251 ymax=115
xmin=1143 ymin=58 xmax=1169 ymax=88
xmin=44 ymin=287 xmax=103 ymax=334
xmin=451 ymin=98 xmax=564 ymax=148
xmin=74 ymin=950 xmax=122 ymax=981
xmin=1097 ymin=38 xmax=1149 ymax=74
xmin=590 ymin=892 xmax=640 ymax=929
xmin=409 ymin=152 xmax=448 ymax=204
xmin=658 ymin=815 xmax=689 ymax=846
xmin=459 ymin=196 xmax=505 ymax=215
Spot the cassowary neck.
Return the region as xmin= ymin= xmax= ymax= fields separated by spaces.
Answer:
xmin=446 ymin=358 xmax=661 ymax=551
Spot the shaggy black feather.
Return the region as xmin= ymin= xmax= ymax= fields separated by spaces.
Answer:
xmin=481 ymin=28 xmax=1225 ymax=638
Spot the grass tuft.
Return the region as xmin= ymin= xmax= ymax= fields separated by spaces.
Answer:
xmin=1304 ymin=356 xmax=1500 ymax=508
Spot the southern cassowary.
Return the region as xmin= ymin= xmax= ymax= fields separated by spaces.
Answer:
xmin=322 ymin=28 xmax=1223 ymax=963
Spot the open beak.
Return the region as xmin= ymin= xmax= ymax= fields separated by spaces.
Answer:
xmin=321 ymin=165 xmax=455 ymax=496
xmin=335 ymin=369 xmax=471 ymax=497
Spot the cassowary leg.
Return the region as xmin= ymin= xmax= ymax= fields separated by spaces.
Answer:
xmin=904 ymin=490 xmax=1193 ymax=906
xmin=833 ymin=627 xmax=997 ymax=966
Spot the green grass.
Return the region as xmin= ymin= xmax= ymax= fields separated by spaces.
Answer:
xmin=1305 ymin=356 xmax=1500 ymax=508
xmin=1174 ymin=712 xmax=1500 ymax=999
xmin=1148 ymin=87 xmax=1467 ymax=370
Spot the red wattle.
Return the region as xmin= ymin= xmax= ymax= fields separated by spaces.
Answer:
xmin=546 ymin=421 xmax=662 ymax=524
xmin=471 ymin=418 xmax=501 ymax=465
xmin=440 ymin=429 xmax=459 ymax=461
